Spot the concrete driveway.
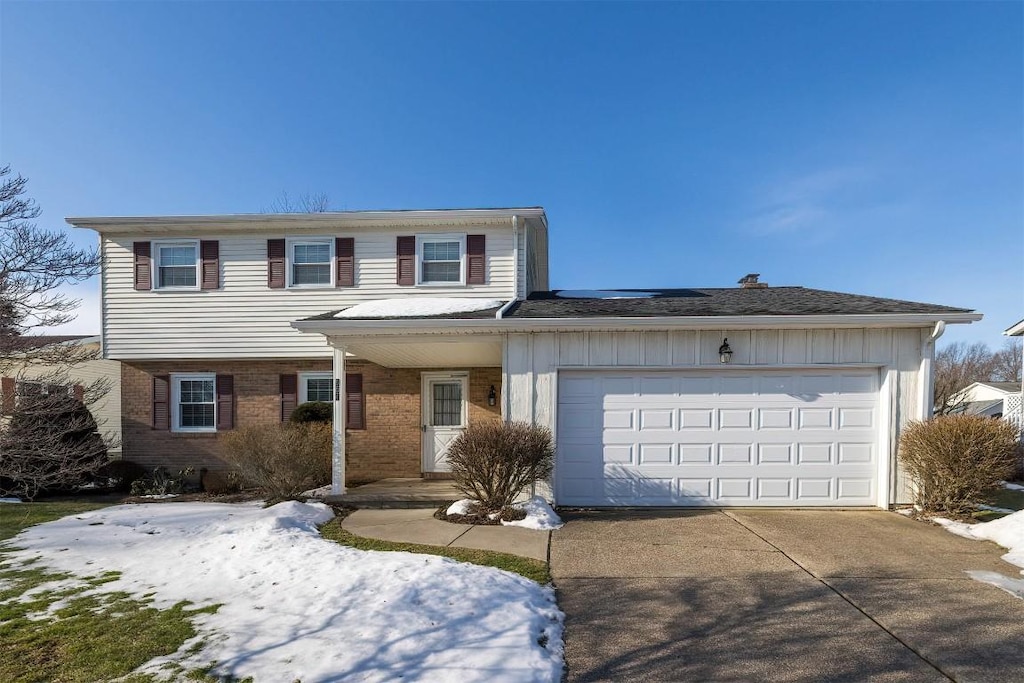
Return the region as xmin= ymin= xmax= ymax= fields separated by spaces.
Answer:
xmin=551 ymin=510 xmax=1024 ymax=682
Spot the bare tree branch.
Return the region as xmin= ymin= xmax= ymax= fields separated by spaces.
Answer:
xmin=934 ymin=341 xmax=999 ymax=415
xmin=263 ymin=190 xmax=333 ymax=214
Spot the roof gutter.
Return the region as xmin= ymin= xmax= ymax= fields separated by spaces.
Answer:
xmin=292 ymin=311 xmax=983 ymax=337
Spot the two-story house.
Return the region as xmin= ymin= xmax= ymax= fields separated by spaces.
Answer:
xmin=70 ymin=207 xmax=981 ymax=509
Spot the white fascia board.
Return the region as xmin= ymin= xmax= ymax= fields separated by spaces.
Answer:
xmin=66 ymin=208 xmax=546 ymax=234
xmin=291 ymin=312 xmax=983 ymax=337
xmin=1004 ymin=318 xmax=1024 ymax=336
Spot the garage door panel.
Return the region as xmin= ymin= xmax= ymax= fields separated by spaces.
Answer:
xmin=556 ymin=369 xmax=880 ymax=507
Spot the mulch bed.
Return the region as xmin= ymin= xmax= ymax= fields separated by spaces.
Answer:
xmin=433 ymin=501 xmax=527 ymax=526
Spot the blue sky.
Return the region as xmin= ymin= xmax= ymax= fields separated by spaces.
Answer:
xmin=2 ymin=1 xmax=1021 ymax=347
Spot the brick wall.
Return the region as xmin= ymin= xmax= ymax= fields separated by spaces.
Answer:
xmin=121 ymin=360 xmax=501 ymax=484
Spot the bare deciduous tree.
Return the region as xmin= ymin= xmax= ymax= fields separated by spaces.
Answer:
xmin=0 ymin=166 xmax=114 ymax=497
xmin=991 ymin=338 xmax=1023 ymax=384
xmin=0 ymin=165 xmax=100 ymax=373
xmin=933 ymin=341 xmax=997 ymax=415
xmin=263 ymin=190 xmax=332 ymax=214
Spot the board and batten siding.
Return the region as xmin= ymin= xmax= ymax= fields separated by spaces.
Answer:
xmin=504 ymin=328 xmax=929 ymax=505
xmin=102 ymin=227 xmax=516 ymax=359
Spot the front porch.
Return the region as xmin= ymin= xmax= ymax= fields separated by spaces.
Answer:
xmin=326 ymin=477 xmax=462 ymax=509
xmin=327 ymin=334 xmax=506 ymax=494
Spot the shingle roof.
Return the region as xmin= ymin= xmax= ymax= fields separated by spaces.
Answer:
xmin=501 ymin=287 xmax=973 ymax=318
xmin=980 ymin=382 xmax=1022 ymax=393
xmin=3 ymin=335 xmax=95 ymax=350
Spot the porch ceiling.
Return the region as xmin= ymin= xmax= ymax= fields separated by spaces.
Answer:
xmin=343 ymin=338 xmax=502 ymax=368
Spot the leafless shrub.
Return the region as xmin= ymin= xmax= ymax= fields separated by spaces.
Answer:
xmin=221 ymin=423 xmax=332 ymax=502
xmin=899 ymin=415 xmax=1021 ymax=515
xmin=446 ymin=421 xmax=554 ymax=512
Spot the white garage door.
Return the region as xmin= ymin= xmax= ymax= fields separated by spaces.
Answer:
xmin=556 ymin=369 xmax=880 ymax=507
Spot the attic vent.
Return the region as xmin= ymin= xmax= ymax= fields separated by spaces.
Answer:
xmin=739 ymin=273 xmax=768 ymax=289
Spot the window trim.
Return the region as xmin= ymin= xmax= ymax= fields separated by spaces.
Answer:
xmin=287 ymin=237 xmax=334 ymax=289
xmin=152 ymin=240 xmax=201 ymax=291
xmin=298 ymin=372 xmax=334 ymax=404
xmin=416 ymin=234 xmax=466 ymax=286
xmin=170 ymin=373 xmax=217 ymax=433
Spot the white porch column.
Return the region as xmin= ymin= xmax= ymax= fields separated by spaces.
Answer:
xmin=332 ymin=344 xmax=347 ymax=495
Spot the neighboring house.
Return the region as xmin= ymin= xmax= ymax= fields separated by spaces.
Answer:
xmin=69 ymin=208 xmax=981 ymax=509
xmin=1004 ymin=318 xmax=1024 ymax=432
xmin=0 ymin=335 xmax=122 ymax=455
xmin=948 ymin=381 xmax=1023 ymax=420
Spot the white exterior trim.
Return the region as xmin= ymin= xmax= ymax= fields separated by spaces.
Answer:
xmin=298 ymin=371 xmax=333 ymax=404
xmin=169 ymin=373 xmax=216 ymax=433
xmin=287 ymin=237 xmax=335 ymax=289
xmin=331 ymin=345 xmax=346 ymax=495
xmin=152 ymin=239 xmax=200 ymax=291
xmin=415 ymin=233 xmax=466 ymax=286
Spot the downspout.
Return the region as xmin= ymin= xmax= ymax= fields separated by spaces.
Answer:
xmin=920 ymin=321 xmax=946 ymax=419
xmin=498 ymin=215 xmax=520 ymax=425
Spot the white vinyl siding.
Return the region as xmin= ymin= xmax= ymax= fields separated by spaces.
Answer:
xmin=505 ymin=327 xmax=928 ymax=506
xmin=101 ymin=225 xmax=517 ymax=359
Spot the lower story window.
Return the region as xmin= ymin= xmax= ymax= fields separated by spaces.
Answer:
xmin=172 ymin=374 xmax=216 ymax=432
xmin=299 ymin=372 xmax=334 ymax=403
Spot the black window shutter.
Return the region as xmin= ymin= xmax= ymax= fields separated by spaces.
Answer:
xmin=153 ymin=375 xmax=170 ymax=430
xmin=216 ymin=375 xmax=234 ymax=430
xmin=200 ymin=240 xmax=220 ymax=290
xmin=336 ymin=237 xmax=355 ymax=287
xmin=268 ymin=239 xmax=286 ymax=289
xmin=466 ymin=234 xmax=486 ymax=285
xmin=345 ymin=373 xmax=365 ymax=430
xmin=134 ymin=242 xmax=152 ymax=291
xmin=396 ymin=236 xmax=415 ymax=286
xmin=280 ymin=373 xmax=297 ymax=422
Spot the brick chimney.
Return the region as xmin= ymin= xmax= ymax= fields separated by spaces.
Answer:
xmin=738 ymin=273 xmax=768 ymax=289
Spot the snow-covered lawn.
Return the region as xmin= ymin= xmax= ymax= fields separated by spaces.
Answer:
xmin=934 ymin=509 xmax=1024 ymax=600
xmin=4 ymin=501 xmax=563 ymax=682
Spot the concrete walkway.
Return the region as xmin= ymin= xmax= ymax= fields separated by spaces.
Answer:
xmin=553 ymin=509 xmax=1024 ymax=683
xmin=341 ymin=508 xmax=550 ymax=562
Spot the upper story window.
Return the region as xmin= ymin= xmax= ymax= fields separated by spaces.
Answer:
xmin=417 ymin=234 xmax=465 ymax=285
xmin=289 ymin=239 xmax=332 ymax=287
xmin=155 ymin=241 xmax=199 ymax=290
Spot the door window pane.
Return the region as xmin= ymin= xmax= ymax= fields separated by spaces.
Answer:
xmin=432 ymin=382 xmax=462 ymax=426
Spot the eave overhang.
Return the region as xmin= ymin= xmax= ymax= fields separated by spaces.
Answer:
xmin=292 ymin=312 xmax=983 ymax=338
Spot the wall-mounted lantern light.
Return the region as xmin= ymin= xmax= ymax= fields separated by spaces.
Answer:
xmin=719 ymin=338 xmax=733 ymax=364
xmin=488 ymin=385 xmax=497 ymax=406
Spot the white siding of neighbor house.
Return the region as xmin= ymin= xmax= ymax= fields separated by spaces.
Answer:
xmin=10 ymin=343 xmax=122 ymax=455
xmin=102 ymin=226 xmax=518 ymax=359
xmin=504 ymin=327 xmax=929 ymax=505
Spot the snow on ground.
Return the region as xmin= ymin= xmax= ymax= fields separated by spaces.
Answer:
xmin=336 ymin=298 xmax=504 ymax=318
xmin=977 ymin=504 xmax=1016 ymax=514
xmin=935 ymin=510 xmax=1024 ymax=599
xmin=0 ymin=497 xmax=22 ymax=503
xmin=503 ymin=497 xmax=564 ymax=531
xmin=302 ymin=484 xmax=332 ymax=499
xmin=4 ymin=501 xmax=563 ymax=682
xmin=555 ymin=290 xmax=655 ymax=299
xmin=1003 ymin=481 xmax=1024 ymax=492
xmin=447 ymin=499 xmax=475 ymax=516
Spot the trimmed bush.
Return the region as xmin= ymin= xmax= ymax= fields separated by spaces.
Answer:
xmin=290 ymin=401 xmax=333 ymax=424
xmin=446 ymin=421 xmax=554 ymax=513
xmin=221 ymin=423 xmax=331 ymax=502
xmin=899 ymin=415 xmax=1021 ymax=515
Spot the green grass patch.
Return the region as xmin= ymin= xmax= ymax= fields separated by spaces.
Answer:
xmin=319 ymin=517 xmax=551 ymax=584
xmin=0 ymin=500 xmax=223 ymax=682
xmin=974 ymin=486 xmax=1024 ymax=522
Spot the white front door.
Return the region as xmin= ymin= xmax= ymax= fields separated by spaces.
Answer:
xmin=422 ymin=373 xmax=469 ymax=472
